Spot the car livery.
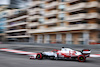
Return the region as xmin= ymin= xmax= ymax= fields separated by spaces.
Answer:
xmin=29 ymin=47 xmax=91 ymax=62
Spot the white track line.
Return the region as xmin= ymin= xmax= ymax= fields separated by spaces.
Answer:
xmin=0 ymin=48 xmax=37 ymax=55
xmin=90 ymin=54 xmax=100 ymax=57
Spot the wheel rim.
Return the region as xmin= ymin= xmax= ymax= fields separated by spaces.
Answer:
xmin=79 ymin=56 xmax=84 ymax=61
xmin=37 ymin=54 xmax=40 ymax=59
xmin=78 ymin=55 xmax=85 ymax=62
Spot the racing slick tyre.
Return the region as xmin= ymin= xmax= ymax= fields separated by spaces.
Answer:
xmin=36 ymin=53 xmax=43 ymax=60
xmin=77 ymin=55 xmax=86 ymax=62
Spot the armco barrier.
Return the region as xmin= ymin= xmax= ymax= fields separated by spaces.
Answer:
xmin=4 ymin=42 xmax=100 ymax=49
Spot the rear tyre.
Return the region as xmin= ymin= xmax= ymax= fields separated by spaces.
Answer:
xmin=36 ymin=53 xmax=43 ymax=60
xmin=77 ymin=55 xmax=86 ymax=62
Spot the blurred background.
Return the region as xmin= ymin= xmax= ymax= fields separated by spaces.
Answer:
xmin=0 ymin=1 xmax=100 ymax=67
xmin=0 ymin=0 xmax=100 ymax=45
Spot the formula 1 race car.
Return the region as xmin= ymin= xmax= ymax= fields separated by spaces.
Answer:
xmin=29 ymin=47 xmax=91 ymax=62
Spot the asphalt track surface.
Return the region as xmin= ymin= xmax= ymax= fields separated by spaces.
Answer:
xmin=0 ymin=45 xmax=100 ymax=67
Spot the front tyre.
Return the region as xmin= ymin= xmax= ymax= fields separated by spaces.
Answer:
xmin=36 ymin=53 xmax=43 ymax=60
xmin=77 ymin=55 xmax=86 ymax=62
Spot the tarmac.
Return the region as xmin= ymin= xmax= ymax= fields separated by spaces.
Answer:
xmin=0 ymin=43 xmax=100 ymax=67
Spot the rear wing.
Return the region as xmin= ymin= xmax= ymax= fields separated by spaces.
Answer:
xmin=82 ymin=49 xmax=91 ymax=54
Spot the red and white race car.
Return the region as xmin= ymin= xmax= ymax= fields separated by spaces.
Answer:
xmin=29 ymin=47 xmax=91 ymax=62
